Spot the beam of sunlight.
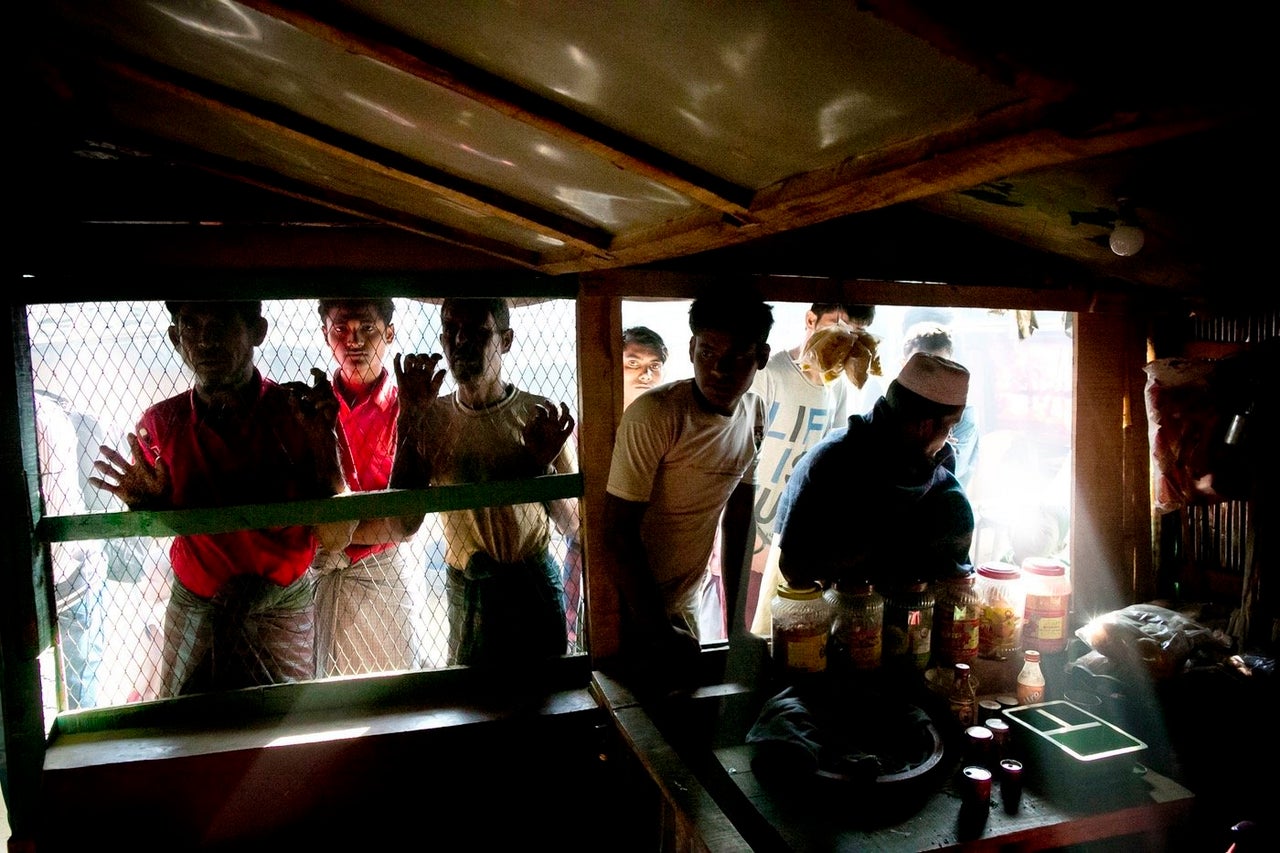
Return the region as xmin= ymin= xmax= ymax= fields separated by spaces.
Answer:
xmin=267 ymin=725 xmax=372 ymax=747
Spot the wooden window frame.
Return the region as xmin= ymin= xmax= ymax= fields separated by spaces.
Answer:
xmin=3 ymin=268 xmax=1151 ymax=843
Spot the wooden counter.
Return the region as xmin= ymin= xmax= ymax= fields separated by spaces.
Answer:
xmin=710 ymin=743 xmax=1194 ymax=852
xmin=597 ymin=657 xmax=1196 ymax=853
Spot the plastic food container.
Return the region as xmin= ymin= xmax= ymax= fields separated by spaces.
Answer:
xmin=975 ymin=561 xmax=1024 ymax=660
xmin=771 ymin=582 xmax=831 ymax=674
xmin=1021 ymin=557 xmax=1071 ymax=654
xmin=1002 ymin=700 xmax=1148 ymax=795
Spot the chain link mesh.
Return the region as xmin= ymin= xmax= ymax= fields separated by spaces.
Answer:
xmin=27 ymin=297 xmax=582 ymax=713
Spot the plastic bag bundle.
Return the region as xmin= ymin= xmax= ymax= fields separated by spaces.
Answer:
xmin=1143 ymin=353 xmax=1261 ymax=513
xmin=799 ymin=322 xmax=882 ymax=388
xmin=1074 ymin=603 xmax=1229 ymax=680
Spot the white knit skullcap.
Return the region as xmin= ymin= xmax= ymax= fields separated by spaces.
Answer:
xmin=895 ymin=352 xmax=969 ymax=406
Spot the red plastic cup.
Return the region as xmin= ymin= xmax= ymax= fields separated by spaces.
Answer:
xmin=999 ymin=758 xmax=1024 ymax=813
xmin=984 ymin=717 xmax=1010 ymax=759
xmin=964 ymin=725 xmax=994 ymax=768
xmin=962 ymin=765 xmax=992 ymax=808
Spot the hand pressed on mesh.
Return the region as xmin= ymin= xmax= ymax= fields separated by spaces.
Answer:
xmin=314 ymin=518 xmax=358 ymax=557
xmin=89 ymin=429 xmax=170 ymax=510
xmin=393 ymin=352 xmax=446 ymax=423
xmin=280 ymin=368 xmax=348 ymax=493
xmin=523 ymin=400 xmax=574 ymax=470
xmin=280 ymin=368 xmax=340 ymax=436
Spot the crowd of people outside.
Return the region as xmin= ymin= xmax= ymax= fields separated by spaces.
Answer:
xmin=33 ymin=391 xmax=109 ymax=711
xmin=28 ymin=297 xmax=581 ymax=710
xmin=746 ymin=302 xmax=875 ymax=637
xmin=619 ymin=301 xmax=1073 ymax=645
xmin=23 ymin=295 xmax=1072 ymax=712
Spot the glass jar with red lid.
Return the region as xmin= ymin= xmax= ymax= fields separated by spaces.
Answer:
xmin=1020 ymin=557 xmax=1071 ymax=654
xmin=975 ymin=561 xmax=1024 ymax=660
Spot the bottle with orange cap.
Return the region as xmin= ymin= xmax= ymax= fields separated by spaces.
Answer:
xmin=1016 ymin=649 xmax=1046 ymax=704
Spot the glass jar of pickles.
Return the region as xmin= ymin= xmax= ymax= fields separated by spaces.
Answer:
xmin=826 ymin=581 xmax=884 ymax=674
xmin=882 ymin=580 xmax=934 ymax=673
xmin=933 ymin=573 xmax=981 ymax=668
xmin=1021 ymin=557 xmax=1071 ymax=654
xmin=770 ymin=582 xmax=832 ymax=676
xmin=975 ymin=561 xmax=1024 ymax=660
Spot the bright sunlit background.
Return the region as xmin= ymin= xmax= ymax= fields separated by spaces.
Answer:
xmin=622 ymin=300 xmax=1074 ymax=570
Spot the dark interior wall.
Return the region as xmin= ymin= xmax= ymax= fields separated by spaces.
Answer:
xmin=37 ymin=708 xmax=659 ymax=852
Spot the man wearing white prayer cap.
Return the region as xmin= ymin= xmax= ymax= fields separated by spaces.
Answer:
xmin=770 ymin=351 xmax=976 ymax=594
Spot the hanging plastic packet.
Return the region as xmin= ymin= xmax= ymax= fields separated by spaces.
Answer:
xmin=799 ymin=320 xmax=883 ymax=388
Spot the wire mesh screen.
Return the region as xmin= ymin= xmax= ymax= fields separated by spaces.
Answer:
xmin=27 ymin=297 xmax=582 ymax=714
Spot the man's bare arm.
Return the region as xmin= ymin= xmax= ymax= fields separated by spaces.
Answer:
xmin=351 ymin=442 xmax=428 ymax=544
xmin=604 ymin=492 xmax=701 ymax=690
xmin=719 ymin=481 xmax=755 ymax=637
xmin=602 ymin=493 xmax=668 ymax=631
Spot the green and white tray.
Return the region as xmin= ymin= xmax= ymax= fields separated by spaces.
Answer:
xmin=1003 ymin=700 xmax=1148 ymax=788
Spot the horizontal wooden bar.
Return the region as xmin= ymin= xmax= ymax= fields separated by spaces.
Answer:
xmin=37 ymin=473 xmax=583 ymax=542
xmin=20 ymin=269 xmax=578 ymax=304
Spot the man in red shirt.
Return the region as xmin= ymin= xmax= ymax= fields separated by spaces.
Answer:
xmin=312 ymin=297 xmax=428 ymax=676
xmin=91 ymin=300 xmax=346 ymax=696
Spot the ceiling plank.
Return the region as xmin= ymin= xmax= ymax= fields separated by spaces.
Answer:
xmin=855 ymin=1 xmax=1075 ymax=100
xmin=195 ymin=161 xmax=547 ymax=269
xmin=240 ymin=0 xmax=756 ymax=220
xmin=97 ymin=58 xmax=614 ymax=259
xmin=752 ymin=112 xmax=1226 ymax=224
xmin=21 ymin=225 xmax=529 ymax=280
xmin=581 ymin=269 xmax=1105 ymax=312
xmin=541 ymin=107 xmax=1228 ymax=275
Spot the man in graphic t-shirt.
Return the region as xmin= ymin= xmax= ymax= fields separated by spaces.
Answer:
xmin=747 ymin=304 xmax=875 ymax=637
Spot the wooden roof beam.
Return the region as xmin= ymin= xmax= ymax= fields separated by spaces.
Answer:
xmin=241 ymin=0 xmax=756 ymax=220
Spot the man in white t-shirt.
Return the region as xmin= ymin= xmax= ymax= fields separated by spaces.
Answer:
xmin=746 ymin=303 xmax=875 ymax=636
xmin=604 ymin=289 xmax=773 ymax=691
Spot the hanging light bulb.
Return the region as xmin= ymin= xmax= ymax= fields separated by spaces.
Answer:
xmin=1110 ymin=224 xmax=1145 ymax=256
xmin=1110 ymin=197 xmax=1145 ymax=256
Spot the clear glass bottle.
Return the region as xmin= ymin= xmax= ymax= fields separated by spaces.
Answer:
xmin=770 ymin=582 xmax=832 ymax=675
xmin=975 ymin=561 xmax=1025 ymax=660
xmin=882 ymin=580 xmax=935 ymax=673
xmin=933 ymin=573 xmax=981 ymax=668
xmin=1015 ymin=649 xmax=1046 ymax=704
xmin=825 ymin=581 xmax=883 ymax=674
xmin=948 ymin=662 xmax=977 ymax=728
